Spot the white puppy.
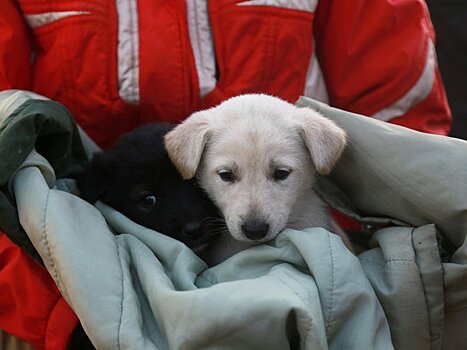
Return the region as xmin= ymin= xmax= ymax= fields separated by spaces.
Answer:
xmin=165 ymin=94 xmax=350 ymax=263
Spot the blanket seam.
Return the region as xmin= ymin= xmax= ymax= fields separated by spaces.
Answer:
xmin=359 ymin=258 xmax=415 ymax=267
xmin=116 ymin=241 xmax=124 ymax=350
xmin=411 ymin=226 xmax=444 ymax=345
xmin=325 ymin=232 xmax=335 ymax=336
xmin=41 ymin=189 xmax=63 ymax=292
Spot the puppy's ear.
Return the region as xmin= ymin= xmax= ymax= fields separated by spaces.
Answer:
xmin=76 ymin=152 xmax=113 ymax=203
xmin=294 ymin=108 xmax=347 ymax=175
xmin=164 ymin=111 xmax=211 ymax=179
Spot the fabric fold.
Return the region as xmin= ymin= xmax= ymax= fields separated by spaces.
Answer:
xmin=2 ymin=94 xmax=466 ymax=349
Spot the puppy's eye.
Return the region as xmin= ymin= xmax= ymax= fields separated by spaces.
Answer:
xmin=273 ymin=169 xmax=291 ymax=181
xmin=218 ymin=169 xmax=234 ymax=182
xmin=141 ymin=194 xmax=157 ymax=206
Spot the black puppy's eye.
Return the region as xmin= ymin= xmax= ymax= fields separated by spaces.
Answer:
xmin=141 ymin=194 xmax=157 ymax=206
xmin=218 ymin=169 xmax=234 ymax=182
xmin=274 ymin=168 xmax=291 ymax=181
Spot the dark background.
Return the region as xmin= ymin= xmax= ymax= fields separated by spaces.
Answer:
xmin=426 ymin=0 xmax=467 ymax=140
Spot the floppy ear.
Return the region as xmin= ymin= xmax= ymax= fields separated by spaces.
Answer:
xmin=164 ymin=111 xmax=211 ymax=179
xmin=294 ymin=108 xmax=347 ymax=175
xmin=76 ymin=152 xmax=114 ymax=203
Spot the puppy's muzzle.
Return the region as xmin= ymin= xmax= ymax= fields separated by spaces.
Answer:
xmin=241 ymin=220 xmax=269 ymax=240
xmin=183 ymin=222 xmax=203 ymax=238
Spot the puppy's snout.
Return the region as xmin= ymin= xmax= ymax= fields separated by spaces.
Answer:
xmin=241 ymin=220 xmax=269 ymax=240
xmin=183 ymin=222 xmax=202 ymax=238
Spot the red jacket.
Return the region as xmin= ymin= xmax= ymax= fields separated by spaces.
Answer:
xmin=0 ymin=0 xmax=451 ymax=348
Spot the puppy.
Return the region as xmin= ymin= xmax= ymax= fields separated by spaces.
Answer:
xmin=165 ymin=94 xmax=351 ymax=260
xmin=77 ymin=123 xmax=221 ymax=255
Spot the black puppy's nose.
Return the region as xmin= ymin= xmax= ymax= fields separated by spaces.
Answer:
xmin=183 ymin=222 xmax=202 ymax=238
xmin=241 ymin=221 xmax=269 ymax=240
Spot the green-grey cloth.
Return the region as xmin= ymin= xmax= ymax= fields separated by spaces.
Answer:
xmin=297 ymin=96 xmax=467 ymax=350
xmin=2 ymin=91 xmax=467 ymax=349
xmin=0 ymin=90 xmax=88 ymax=262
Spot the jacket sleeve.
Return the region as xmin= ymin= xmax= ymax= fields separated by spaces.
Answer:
xmin=0 ymin=4 xmax=80 ymax=349
xmin=0 ymin=234 xmax=79 ymax=350
xmin=314 ymin=0 xmax=451 ymax=135
xmin=0 ymin=0 xmax=32 ymax=90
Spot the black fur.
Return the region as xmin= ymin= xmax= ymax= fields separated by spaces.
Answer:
xmin=73 ymin=124 xmax=223 ymax=349
xmin=77 ymin=123 xmax=221 ymax=251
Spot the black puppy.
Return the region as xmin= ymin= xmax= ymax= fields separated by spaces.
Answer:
xmin=77 ymin=123 xmax=221 ymax=254
xmin=73 ymin=123 xmax=221 ymax=350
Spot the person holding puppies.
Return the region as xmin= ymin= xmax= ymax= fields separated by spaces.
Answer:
xmin=0 ymin=0 xmax=451 ymax=348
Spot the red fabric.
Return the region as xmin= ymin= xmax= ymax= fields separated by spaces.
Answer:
xmin=314 ymin=0 xmax=451 ymax=134
xmin=204 ymin=3 xmax=315 ymax=106
xmin=138 ymin=0 xmax=198 ymax=126
xmin=0 ymin=0 xmax=32 ymax=90
xmin=4 ymin=0 xmax=450 ymax=150
xmin=0 ymin=0 xmax=451 ymax=348
xmin=0 ymin=234 xmax=78 ymax=350
xmin=390 ymin=71 xmax=451 ymax=134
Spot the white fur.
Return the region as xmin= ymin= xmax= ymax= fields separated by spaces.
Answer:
xmin=165 ymin=94 xmax=350 ymax=264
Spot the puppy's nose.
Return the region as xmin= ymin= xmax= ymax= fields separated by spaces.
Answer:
xmin=241 ymin=221 xmax=269 ymax=240
xmin=183 ymin=222 xmax=202 ymax=238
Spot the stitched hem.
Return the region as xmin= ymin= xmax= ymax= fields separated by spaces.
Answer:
xmin=325 ymin=232 xmax=335 ymax=336
xmin=40 ymin=189 xmax=63 ymax=293
xmin=115 ymin=240 xmax=125 ymax=350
